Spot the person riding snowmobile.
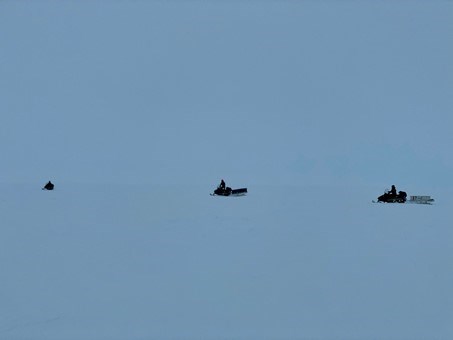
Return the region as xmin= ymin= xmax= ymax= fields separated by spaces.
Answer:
xmin=43 ymin=181 xmax=54 ymax=190
xmin=213 ymin=179 xmax=232 ymax=196
xmin=377 ymin=185 xmax=406 ymax=203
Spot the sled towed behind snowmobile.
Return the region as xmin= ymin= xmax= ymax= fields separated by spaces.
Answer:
xmin=374 ymin=189 xmax=434 ymax=204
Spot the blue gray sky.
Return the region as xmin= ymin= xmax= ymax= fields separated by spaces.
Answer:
xmin=1 ymin=0 xmax=452 ymax=188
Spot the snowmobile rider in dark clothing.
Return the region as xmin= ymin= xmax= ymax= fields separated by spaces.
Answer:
xmin=219 ymin=179 xmax=226 ymax=190
xmin=43 ymin=181 xmax=54 ymax=190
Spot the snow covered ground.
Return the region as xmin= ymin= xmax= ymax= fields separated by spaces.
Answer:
xmin=1 ymin=183 xmax=451 ymax=340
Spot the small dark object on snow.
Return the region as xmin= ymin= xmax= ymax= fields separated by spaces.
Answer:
xmin=214 ymin=186 xmax=232 ymax=196
xmin=377 ymin=188 xmax=407 ymax=203
xmin=212 ymin=180 xmax=247 ymax=196
xmin=43 ymin=181 xmax=54 ymax=191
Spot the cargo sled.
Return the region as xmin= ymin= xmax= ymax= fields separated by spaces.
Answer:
xmin=407 ymin=195 xmax=435 ymax=205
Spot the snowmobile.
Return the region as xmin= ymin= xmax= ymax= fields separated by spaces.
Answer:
xmin=376 ymin=190 xmax=407 ymax=203
xmin=211 ymin=186 xmax=247 ymax=197
xmin=374 ymin=188 xmax=435 ymax=204
xmin=42 ymin=181 xmax=54 ymax=191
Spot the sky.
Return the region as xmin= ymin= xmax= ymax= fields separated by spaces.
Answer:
xmin=1 ymin=0 xmax=452 ymax=189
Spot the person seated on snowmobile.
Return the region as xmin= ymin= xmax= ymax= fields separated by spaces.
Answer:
xmin=214 ymin=180 xmax=232 ymax=196
xmin=43 ymin=181 xmax=54 ymax=190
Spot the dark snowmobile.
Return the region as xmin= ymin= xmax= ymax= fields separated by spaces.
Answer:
xmin=211 ymin=186 xmax=247 ymax=197
xmin=42 ymin=181 xmax=54 ymax=191
xmin=376 ymin=190 xmax=407 ymax=203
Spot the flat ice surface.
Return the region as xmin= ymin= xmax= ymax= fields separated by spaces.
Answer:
xmin=1 ymin=184 xmax=451 ymax=340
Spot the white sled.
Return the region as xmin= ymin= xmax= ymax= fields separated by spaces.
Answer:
xmin=407 ymin=195 xmax=435 ymax=205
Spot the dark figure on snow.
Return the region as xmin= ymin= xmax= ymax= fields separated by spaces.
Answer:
xmin=377 ymin=185 xmax=406 ymax=203
xmin=43 ymin=181 xmax=54 ymax=190
xmin=389 ymin=185 xmax=397 ymax=197
xmin=214 ymin=179 xmax=232 ymax=196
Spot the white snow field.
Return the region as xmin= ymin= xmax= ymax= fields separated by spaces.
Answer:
xmin=1 ymin=183 xmax=452 ymax=340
